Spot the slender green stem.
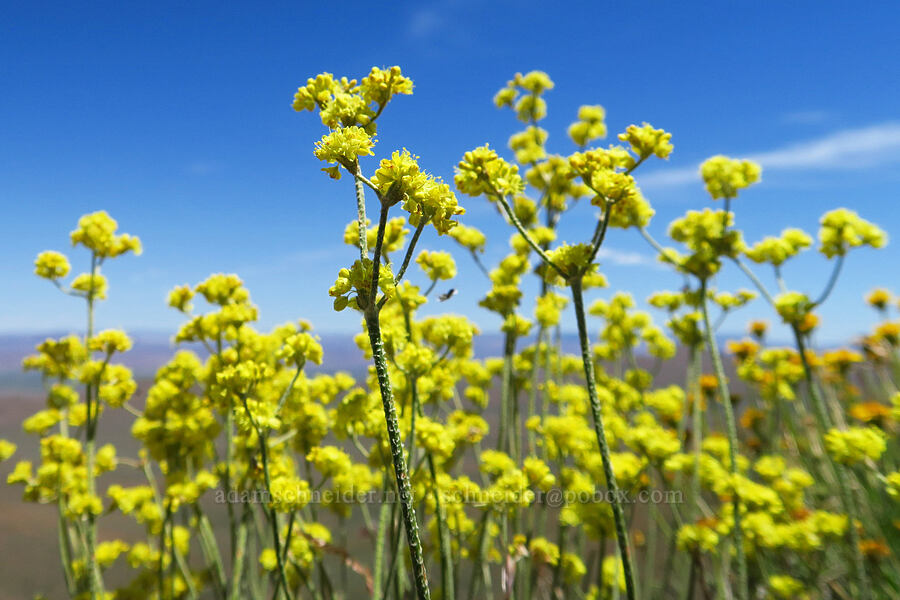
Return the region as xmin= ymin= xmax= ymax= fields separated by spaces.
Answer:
xmin=526 ymin=327 xmax=545 ymax=456
xmin=392 ymin=220 xmax=428 ymax=286
xmin=812 ymin=253 xmax=845 ymax=306
xmin=228 ymin=513 xmax=249 ymax=600
xmin=427 ymin=455 xmax=455 ymax=600
xmin=365 ymin=311 xmax=431 ymax=600
xmin=57 ymin=497 xmax=75 ymax=595
xmin=492 ymin=190 xmax=565 ymax=276
xmin=194 ymin=506 xmax=227 ymax=598
xmin=470 ymin=249 xmax=491 ymax=278
xmin=368 ymin=204 xmax=391 ymax=309
xmin=372 ymin=476 xmax=391 ymax=600
xmin=84 ymin=252 xmax=104 ymax=599
xmin=570 ymin=277 xmax=637 ymax=600
xmin=792 ymin=326 xmax=872 ymax=600
xmin=354 ymin=166 xmax=369 ymax=260
xmin=467 ymin=511 xmax=492 ymax=600
xmin=689 ymin=347 xmax=703 ymax=520
xmin=588 ymin=202 xmax=615 ymax=264
xmin=241 ymin=395 xmax=295 ymax=600
xmin=732 ymin=257 xmax=776 ymax=306
xmin=496 ymin=330 xmax=515 ymax=455
xmin=699 ymin=279 xmax=747 ymax=600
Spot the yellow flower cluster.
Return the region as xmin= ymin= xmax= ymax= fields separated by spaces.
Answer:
xmin=568 ymin=105 xmax=607 ymax=147
xmin=744 ymin=228 xmax=813 ymax=266
xmin=455 ymin=145 xmax=525 ymax=199
xmin=618 ymin=122 xmax=673 ymax=160
xmin=313 ymin=125 xmax=376 ymax=174
xmin=329 ymin=258 xmax=396 ymax=311
xmin=494 ymin=70 xmax=554 ymax=122
xmin=699 ymin=155 xmax=761 ymax=199
xmin=818 ymin=208 xmax=887 ymax=258
xmin=70 ymin=210 xmax=142 ymax=258
xmin=824 ymin=427 xmax=887 ymax=464
xmin=372 ymin=149 xmax=465 ymax=234
xmin=416 ymin=250 xmax=457 ymax=281
xmin=667 ymin=208 xmax=745 ymax=278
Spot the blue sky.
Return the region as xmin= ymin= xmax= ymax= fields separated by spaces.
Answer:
xmin=3 ymin=1 xmax=899 ymax=345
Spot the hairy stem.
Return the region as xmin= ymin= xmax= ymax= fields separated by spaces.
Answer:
xmin=365 ymin=311 xmax=431 ymax=600
xmin=570 ymin=276 xmax=637 ymax=600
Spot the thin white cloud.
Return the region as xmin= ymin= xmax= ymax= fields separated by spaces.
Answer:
xmin=595 ymin=247 xmax=664 ymax=269
xmin=409 ymin=8 xmax=442 ymax=38
xmin=749 ymin=122 xmax=900 ymax=169
xmin=638 ymin=121 xmax=900 ymax=189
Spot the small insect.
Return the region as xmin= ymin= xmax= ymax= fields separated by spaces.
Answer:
xmin=438 ymin=288 xmax=457 ymax=302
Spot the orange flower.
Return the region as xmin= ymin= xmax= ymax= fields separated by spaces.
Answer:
xmin=748 ymin=320 xmax=768 ymax=340
xmin=699 ymin=374 xmax=720 ymax=396
xmin=875 ymin=322 xmax=900 ymax=346
xmin=727 ymin=339 xmax=759 ymax=362
xmin=797 ymin=312 xmax=819 ymax=334
xmin=866 ymin=288 xmax=891 ymax=310
xmin=858 ymin=539 xmax=890 ymax=559
xmin=740 ymin=408 xmax=766 ymax=430
xmin=848 ymin=402 xmax=891 ymax=424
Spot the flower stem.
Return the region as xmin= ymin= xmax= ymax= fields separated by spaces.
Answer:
xmin=354 ymin=168 xmax=369 ymax=260
xmin=699 ymin=279 xmax=747 ymax=600
xmin=570 ymin=276 xmax=637 ymax=600
xmin=365 ymin=311 xmax=431 ymax=600
xmin=372 ymin=476 xmax=391 ymax=600
xmin=792 ymin=326 xmax=872 ymax=600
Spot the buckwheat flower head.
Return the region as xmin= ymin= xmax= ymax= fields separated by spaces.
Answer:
xmin=768 ymin=575 xmax=807 ymax=599
xmin=745 ymin=228 xmax=813 ymax=266
xmin=268 ymin=476 xmax=311 ymax=512
xmin=570 ymin=145 xmax=636 ymax=174
xmin=277 ymin=332 xmax=323 ymax=367
xmin=195 ymin=273 xmax=250 ymax=306
xmin=70 ymin=272 xmax=109 ymax=300
xmin=568 ymin=104 xmax=607 ymax=147
xmin=306 ymin=445 xmax=352 ymax=479
xmin=677 ymin=523 xmax=719 ymax=553
xmin=359 ymin=65 xmax=413 ymax=107
xmin=535 ymin=292 xmax=569 ymax=327
xmin=824 ymin=426 xmax=887 ymax=464
xmin=328 ymin=259 xmax=395 ymax=311
xmin=668 ymin=209 xmax=745 ymax=277
xmin=700 ymin=155 xmax=761 ymax=199
xmin=509 ymin=126 xmax=548 ymax=164
xmin=818 ymin=208 xmax=887 ymax=258
xmin=292 ymin=72 xmax=379 ymax=131
xmin=372 ymin=149 xmax=464 ymax=234
xmin=70 ymin=210 xmax=142 ymax=258
xmin=34 ymin=251 xmax=71 ymax=279
xmin=529 ymin=537 xmax=560 ymax=566
xmin=167 ymin=284 xmax=195 ymax=312
xmin=866 ymin=288 xmax=892 ymax=310
xmin=95 ymin=540 xmax=129 ymax=569
xmin=88 ymin=329 xmax=132 ymax=354
xmin=292 ymin=72 xmax=343 ymax=112
xmin=618 ymin=122 xmax=673 ymax=160
xmin=885 ymin=471 xmax=900 ymax=501
xmin=416 ymin=250 xmax=457 ymax=281
xmin=449 ymin=223 xmax=487 ymax=253
xmin=455 ymin=145 xmax=524 ymax=198
xmin=0 ymin=439 xmax=16 ymax=462
xmin=314 ymin=126 xmax=375 ymax=174
xmin=774 ymin=292 xmax=813 ymax=325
